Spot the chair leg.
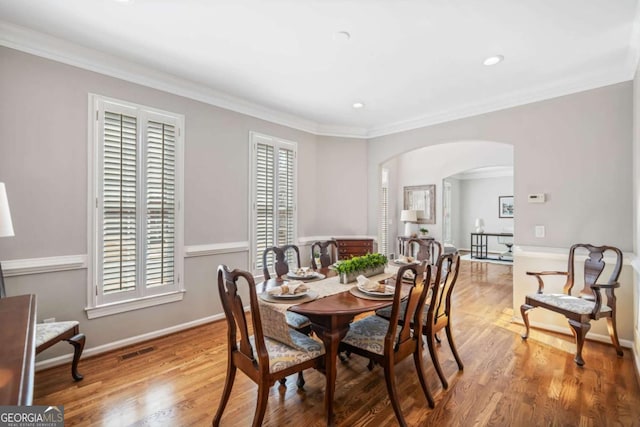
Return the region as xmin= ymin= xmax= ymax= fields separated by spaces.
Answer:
xmin=252 ymin=383 xmax=270 ymax=427
xmin=383 ymin=364 xmax=407 ymax=427
xmin=567 ymin=319 xmax=590 ymax=366
xmin=212 ymin=365 xmax=236 ymax=426
xmin=520 ymin=303 xmax=534 ymax=339
xmin=445 ymin=325 xmax=464 ymax=372
xmin=296 ymin=371 xmax=305 ymax=389
xmin=413 ymin=349 xmax=435 ymax=408
xmin=426 ymin=333 xmax=448 ymax=389
xmin=66 ymin=333 xmax=85 ymax=381
xmin=606 ymin=317 xmax=624 ymax=357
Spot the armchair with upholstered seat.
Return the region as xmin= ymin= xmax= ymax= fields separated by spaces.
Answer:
xmin=520 ymin=243 xmax=624 ymax=366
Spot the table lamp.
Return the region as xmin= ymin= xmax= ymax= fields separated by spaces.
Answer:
xmin=474 ymin=218 xmax=484 ymax=233
xmin=400 ymin=209 xmax=417 ymax=236
xmin=0 ymin=182 xmax=15 ymax=298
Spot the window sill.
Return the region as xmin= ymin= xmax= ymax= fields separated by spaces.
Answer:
xmin=85 ymin=290 xmax=185 ymax=319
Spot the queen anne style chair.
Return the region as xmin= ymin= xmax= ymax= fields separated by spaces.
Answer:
xmin=377 ymin=253 xmax=463 ymax=389
xmin=405 ymin=238 xmax=442 ymax=267
xmin=0 ymin=266 xmax=85 ymax=381
xmin=520 ymin=243 xmax=624 ymax=366
xmin=310 ymin=239 xmax=338 ymax=269
xmin=339 ymin=264 xmax=435 ymax=426
xmin=213 ymin=265 xmax=325 ymax=427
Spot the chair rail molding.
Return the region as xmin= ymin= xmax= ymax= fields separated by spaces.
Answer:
xmin=1 ymin=255 xmax=87 ymax=277
xmin=184 ymin=241 xmax=249 ymax=258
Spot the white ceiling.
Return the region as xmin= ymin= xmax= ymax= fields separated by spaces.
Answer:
xmin=0 ymin=0 xmax=639 ymax=138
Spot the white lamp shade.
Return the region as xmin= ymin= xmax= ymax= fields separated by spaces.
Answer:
xmin=0 ymin=183 xmax=15 ymax=237
xmin=400 ymin=210 xmax=418 ymax=222
xmin=474 ymin=218 xmax=484 ymax=233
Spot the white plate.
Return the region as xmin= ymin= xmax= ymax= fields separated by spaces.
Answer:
xmin=270 ymin=290 xmax=309 ymax=299
xmin=287 ymin=271 xmax=317 ymax=279
xmin=357 ymin=284 xmax=395 ymax=296
xmin=393 ymin=259 xmax=419 ymax=266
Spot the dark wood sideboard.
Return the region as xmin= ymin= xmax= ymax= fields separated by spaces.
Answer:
xmin=334 ymin=238 xmax=374 ymax=260
xmin=0 ymin=294 xmax=36 ymax=405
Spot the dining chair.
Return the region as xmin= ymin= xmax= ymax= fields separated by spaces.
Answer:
xmin=262 ymin=244 xmax=301 ymax=280
xmin=405 ymin=238 xmax=442 ymax=267
xmin=0 ymin=264 xmax=85 ymax=381
xmin=339 ymin=264 xmax=435 ymax=426
xmin=261 ymin=245 xmax=312 ymax=388
xmin=376 ymin=253 xmax=463 ymax=389
xmin=521 ymin=243 xmax=624 ymax=366
xmin=310 ymin=239 xmax=338 ymax=269
xmin=213 ymin=265 xmax=325 ymax=427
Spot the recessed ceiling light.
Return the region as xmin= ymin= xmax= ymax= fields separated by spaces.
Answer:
xmin=483 ymin=55 xmax=504 ymax=66
xmin=333 ymin=31 xmax=351 ymax=42
xmin=352 ymin=102 xmax=364 ymax=109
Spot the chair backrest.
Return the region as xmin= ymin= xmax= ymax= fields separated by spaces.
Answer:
xmin=425 ymin=253 xmax=461 ymax=331
xmin=565 ymin=243 xmax=623 ymax=300
xmin=217 ymin=265 xmax=269 ymax=373
xmin=262 ymin=245 xmax=301 ymax=279
xmin=405 ymin=238 xmax=442 ymax=265
xmin=311 ymin=240 xmax=338 ymax=269
xmin=385 ymin=263 xmax=432 ymax=357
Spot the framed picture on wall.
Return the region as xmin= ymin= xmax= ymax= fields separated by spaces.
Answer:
xmin=499 ymin=196 xmax=514 ymax=218
xmin=403 ymin=185 xmax=436 ymax=224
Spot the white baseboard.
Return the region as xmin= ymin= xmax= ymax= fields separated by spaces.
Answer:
xmin=35 ymin=313 xmax=226 ymax=371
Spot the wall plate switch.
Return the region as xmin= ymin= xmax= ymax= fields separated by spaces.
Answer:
xmin=43 ymin=317 xmax=56 ymax=323
xmin=535 ymin=225 xmax=545 ymax=238
xmin=528 ymin=193 xmax=546 ymax=203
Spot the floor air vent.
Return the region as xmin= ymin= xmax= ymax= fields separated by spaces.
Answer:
xmin=120 ymin=346 xmax=155 ymax=360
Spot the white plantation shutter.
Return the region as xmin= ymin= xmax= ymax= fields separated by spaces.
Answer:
xmin=103 ymin=112 xmax=138 ymax=294
xmin=379 ymin=168 xmax=389 ymax=256
xmin=91 ymin=95 xmax=184 ymax=310
xmin=251 ymin=133 xmax=297 ymax=274
xmin=145 ymin=121 xmax=176 ymax=287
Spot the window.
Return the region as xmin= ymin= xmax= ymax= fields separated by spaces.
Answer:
xmin=88 ymin=95 xmax=184 ymax=317
xmin=250 ymin=132 xmax=297 ymax=276
xmin=379 ymin=168 xmax=389 ymax=256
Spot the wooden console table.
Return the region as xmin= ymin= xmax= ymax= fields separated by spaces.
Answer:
xmin=470 ymin=232 xmax=513 ymax=262
xmin=0 ymin=294 xmax=37 ymax=405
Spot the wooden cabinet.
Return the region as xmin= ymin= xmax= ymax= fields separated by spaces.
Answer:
xmin=335 ymin=238 xmax=374 ymax=260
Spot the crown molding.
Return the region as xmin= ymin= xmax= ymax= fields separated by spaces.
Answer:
xmin=0 ymin=21 xmax=327 ymax=136
xmin=366 ymin=65 xmax=632 ymax=139
xmin=0 ymin=20 xmax=634 ymax=141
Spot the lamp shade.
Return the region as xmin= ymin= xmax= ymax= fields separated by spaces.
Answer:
xmin=400 ymin=210 xmax=418 ymax=222
xmin=0 ymin=183 xmax=15 ymax=237
xmin=474 ymin=218 xmax=484 ymax=233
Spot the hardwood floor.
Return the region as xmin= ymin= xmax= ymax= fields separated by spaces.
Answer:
xmin=34 ymin=261 xmax=640 ymax=426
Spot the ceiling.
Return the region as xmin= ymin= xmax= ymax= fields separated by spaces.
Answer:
xmin=0 ymin=0 xmax=639 ymax=138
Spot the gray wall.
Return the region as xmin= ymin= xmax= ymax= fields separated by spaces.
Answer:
xmin=368 ymin=82 xmax=633 ymax=252
xmin=0 ymin=47 xmax=369 ymax=358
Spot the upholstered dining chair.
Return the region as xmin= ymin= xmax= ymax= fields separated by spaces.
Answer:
xmin=339 ymin=263 xmax=435 ymax=426
xmin=0 ymin=264 xmax=85 ymax=381
xmin=213 ymin=265 xmax=325 ymax=427
xmin=262 ymin=244 xmax=301 ymax=280
xmin=520 ymin=243 xmax=624 ymax=366
xmin=405 ymin=238 xmax=442 ymax=267
xmin=377 ymin=253 xmax=463 ymax=389
xmin=310 ymin=239 xmax=338 ymax=269
xmin=261 ymin=245 xmax=312 ymax=388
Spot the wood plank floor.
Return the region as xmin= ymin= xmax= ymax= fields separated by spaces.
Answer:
xmin=34 ymin=261 xmax=640 ymax=426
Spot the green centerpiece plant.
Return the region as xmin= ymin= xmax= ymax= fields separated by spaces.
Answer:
xmin=334 ymin=253 xmax=388 ymax=284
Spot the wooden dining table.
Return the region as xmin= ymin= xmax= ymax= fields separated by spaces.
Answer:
xmin=258 ymin=267 xmax=397 ymax=426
